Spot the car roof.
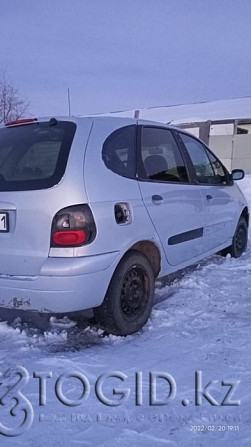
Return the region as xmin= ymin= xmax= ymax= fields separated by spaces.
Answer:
xmin=1 ymin=115 xmax=187 ymax=134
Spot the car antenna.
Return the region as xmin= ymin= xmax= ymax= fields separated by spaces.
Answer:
xmin=67 ymin=88 xmax=71 ymax=116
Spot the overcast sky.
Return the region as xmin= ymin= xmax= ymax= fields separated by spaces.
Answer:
xmin=1 ymin=0 xmax=251 ymax=117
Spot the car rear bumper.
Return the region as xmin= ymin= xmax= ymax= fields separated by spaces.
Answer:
xmin=0 ymin=252 xmax=120 ymax=313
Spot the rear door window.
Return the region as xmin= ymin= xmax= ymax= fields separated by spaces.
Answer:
xmin=0 ymin=120 xmax=76 ymax=191
xmin=139 ymin=127 xmax=189 ymax=183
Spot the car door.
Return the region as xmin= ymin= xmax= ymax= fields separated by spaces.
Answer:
xmin=137 ymin=125 xmax=205 ymax=267
xmin=177 ymin=131 xmax=238 ymax=252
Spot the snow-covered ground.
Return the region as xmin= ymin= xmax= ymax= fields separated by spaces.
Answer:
xmin=0 ymin=179 xmax=251 ymax=447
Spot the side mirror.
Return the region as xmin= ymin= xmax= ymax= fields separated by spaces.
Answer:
xmin=231 ymin=169 xmax=245 ymax=181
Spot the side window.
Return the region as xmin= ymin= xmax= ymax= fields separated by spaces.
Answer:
xmin=179 ymin=133 xmax=225 ymax=184
xmin=205 ymin=147 xmax=227 ymax=180
xmin=139 ymin=127 xmax=189 ymax=183
xmin=102 ymin=125 xmax=136 ymax=178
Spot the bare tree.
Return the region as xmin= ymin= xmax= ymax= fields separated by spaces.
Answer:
xmin=0 ymin=74 xmax=29 ymax=124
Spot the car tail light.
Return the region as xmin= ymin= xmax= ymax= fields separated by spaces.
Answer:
xmin=51 ymin=205 xmax=96 ymax=247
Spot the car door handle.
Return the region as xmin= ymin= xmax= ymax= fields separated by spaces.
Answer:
xmin=206 ymin=194 xmax=213 ymax=200
xmin=152 ymin=194 xmax=163 ymax=203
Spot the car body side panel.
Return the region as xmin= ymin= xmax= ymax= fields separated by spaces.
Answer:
xmin=138 ymin=181 xmax=205 ymax=266
xmin=199 ymin=183 xmax=244 ymax=251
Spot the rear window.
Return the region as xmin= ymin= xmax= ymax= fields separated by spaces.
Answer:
xmin=0 ymin=120 xmax=76 ymax=191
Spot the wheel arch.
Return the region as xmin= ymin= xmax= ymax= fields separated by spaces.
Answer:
xmin=240 ymin=206 xmax=249 ymax=227
xmin=126 ymin=240 xmax=161 ymax=277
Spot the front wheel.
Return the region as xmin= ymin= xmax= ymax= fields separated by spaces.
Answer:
xmin=221 ymin=217 xmax=248 ymax=258
xmin=93 ymin=251 xmax=155 ymax=335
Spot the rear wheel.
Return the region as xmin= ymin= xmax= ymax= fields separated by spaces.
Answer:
xmin=221 ymin=217 xmax=248 ymax=258
xmin=93 ymin=251 xmax=155 ymax=335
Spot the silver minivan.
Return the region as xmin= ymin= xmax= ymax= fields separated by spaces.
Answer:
xmin=0 ymin=116 xmax=248 ymax=335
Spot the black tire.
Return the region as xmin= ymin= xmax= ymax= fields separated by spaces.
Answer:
xmin=93 ymin=250 xmax=155 ymax=336
xmin=220 ymin=217 xmax=248 ymax=258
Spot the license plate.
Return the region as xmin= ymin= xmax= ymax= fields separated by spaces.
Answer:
xmin=0 ymin=212 xmax=9 ymax=232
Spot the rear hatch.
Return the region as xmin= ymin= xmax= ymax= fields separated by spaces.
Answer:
xmin=0 ymin=117 xmax=92 ymax=276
